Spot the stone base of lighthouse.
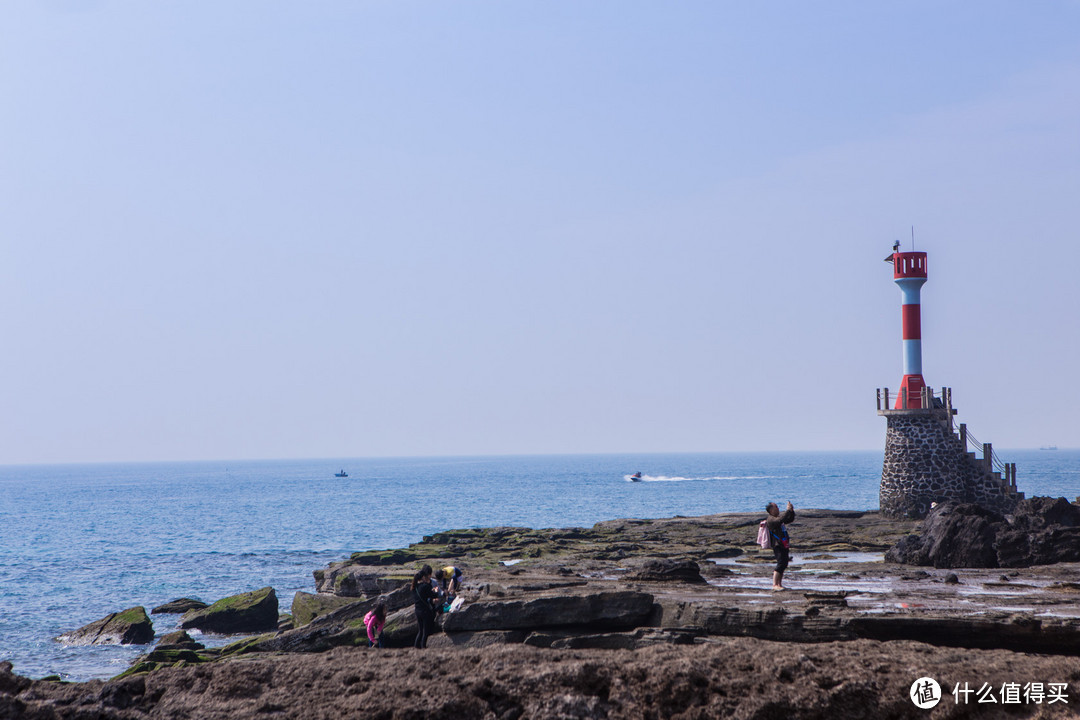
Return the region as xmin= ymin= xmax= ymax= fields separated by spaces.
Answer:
xmin=879 ymin=409 xmax=1022 ymax=519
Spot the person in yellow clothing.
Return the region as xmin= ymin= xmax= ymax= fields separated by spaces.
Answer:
xmin=435 ymin=566 xmax=463 ymax=599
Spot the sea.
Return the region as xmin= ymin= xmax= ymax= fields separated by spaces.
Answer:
xmin=1 ymin=449 xmax=1077 ymax=681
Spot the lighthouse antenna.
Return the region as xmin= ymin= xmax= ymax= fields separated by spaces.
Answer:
xmin=911 ymin=226 xmax=915 ymax=251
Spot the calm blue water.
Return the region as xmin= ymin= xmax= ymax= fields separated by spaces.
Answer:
xmin=1 ymin=450 xmax=1076 ymax=680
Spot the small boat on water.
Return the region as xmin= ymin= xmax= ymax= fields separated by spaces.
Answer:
xmin=629 ymin=472 xmax=642 ymax=482
xmin=335 ymin=469 xmax=349 ymax=478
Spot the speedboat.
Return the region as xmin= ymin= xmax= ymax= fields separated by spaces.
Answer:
xmin=629 ymin=472 xmax=642 ymax=482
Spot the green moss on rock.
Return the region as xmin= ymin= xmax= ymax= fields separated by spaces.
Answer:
xmin=291 ymin=591 xmax=361 ymax=627
xmin=145 ymin=648 xmax=209 ymax=664
xmin=349 ymin=548 xmax=422 ymax=565
xmin=218 ymin=633 xmax=276 ymax=657
xmin=58 ymin=606 xmax=154 ymax=646
xmin=113 ymin=661 xmax=160 ymax=680
xmin=179 ymin=587 xmax=278 ymax=634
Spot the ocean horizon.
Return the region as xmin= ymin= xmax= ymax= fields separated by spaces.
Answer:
xmin=2 ymin=449 xmax=1077 ymax=681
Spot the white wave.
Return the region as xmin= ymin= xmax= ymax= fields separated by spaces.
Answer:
xmin=624 ymin=474 xmax=774 ymax=483
xmin=55 ymin=632 xmax=124 ymax=647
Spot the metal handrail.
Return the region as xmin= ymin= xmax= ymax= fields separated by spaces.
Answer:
xmin=963 ymin=427 xmax=1008 ymax=475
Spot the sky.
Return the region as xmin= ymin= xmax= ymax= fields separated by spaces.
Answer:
xmin=1 ymin=2 xmax=1079 ymax=464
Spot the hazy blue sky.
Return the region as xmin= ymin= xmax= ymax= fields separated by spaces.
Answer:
xmin=2 ymin=2 xmax=1078 ymax=464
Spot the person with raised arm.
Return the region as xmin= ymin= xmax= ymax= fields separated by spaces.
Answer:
xmin=764 ymin=500 xmax=795 ymax=591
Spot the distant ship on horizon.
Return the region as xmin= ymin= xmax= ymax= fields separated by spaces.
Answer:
xmin=1039 ymin=445 xmax=1058 ymax=451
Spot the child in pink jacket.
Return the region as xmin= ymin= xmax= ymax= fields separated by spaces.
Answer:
xmin=364 ymin=603 xmax=386 ymax=648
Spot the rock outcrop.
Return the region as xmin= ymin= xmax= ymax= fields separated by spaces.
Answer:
xmin=290 ymin=591 xmax=360 ymax=628
xmin=150 ymin=598 xmax=207 ymax=614
xmin=179 ymin=587 xmax=278 ymax=634
xmin=624 ymin=558 xmax=706 ymax=583
xmin=154 ymin=630 xmax=203 ymax=651
xmin=996 ymin=496 xmax=1080 ymax=567
xmin=886 ymin=497 xmax=1080 ymax=568
xmin=0 ymin=661 xmax=30 ymax=696
xmin=56 ymin=607 xmax=154 ymax=646
xmin=250 ymin=587 xmax=414 ymax=654
xmin=138 ymin=629 xmax=210 ymax=666
xmin=312 ymin=563 xmax=406 ymax=597
xmin=885 ymin=502 xmax=1002 ymax=567
xmin=441 ymin=591 xmax=654 ymax=633
xmin=119 ymin=631 xmax=217 ymax=679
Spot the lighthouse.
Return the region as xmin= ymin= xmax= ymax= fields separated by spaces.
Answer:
xmin=890 ymin=246 xmax=928 ymax=408
xmin=877 ymin=243 xmax=1022 ymax=519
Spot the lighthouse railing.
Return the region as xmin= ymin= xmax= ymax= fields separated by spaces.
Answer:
xmin=875 ymin=386 xmax=951 ymax=417
xmin=961 ymin=426 xmax=1014 ymax=484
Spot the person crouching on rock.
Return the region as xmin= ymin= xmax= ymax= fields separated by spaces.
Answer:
xmin=411 ymin=566 xmax=439 ymax=649
xmin=364 ymin=603 xmax=386 ymax=648
xmin=765 ymin=500 xmax=795 ymax=591
xmin=435 ymin=566 xmax=463 ymax=602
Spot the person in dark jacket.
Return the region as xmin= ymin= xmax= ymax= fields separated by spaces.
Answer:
xmin=411 ymin=566 xmax=438 ymax=649
xmin=765 ymin=500 xmax=795 ymax=591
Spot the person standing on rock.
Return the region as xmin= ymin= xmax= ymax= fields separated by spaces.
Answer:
xmin=765 ymin=500 xmax=795 ymax=591
xmin=411 ymin=567 xmax=438 ymax=649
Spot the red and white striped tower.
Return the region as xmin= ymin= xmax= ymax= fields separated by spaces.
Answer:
xmin=891 ymin=248 xmax=928 ymax=408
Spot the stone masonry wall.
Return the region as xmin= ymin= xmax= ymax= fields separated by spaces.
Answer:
xmin=880 ymin=413 xmax=1021 ymax=519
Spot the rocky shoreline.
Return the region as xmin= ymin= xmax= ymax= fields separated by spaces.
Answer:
xmin=7 ymin=507 xmax=1080 ymax=718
